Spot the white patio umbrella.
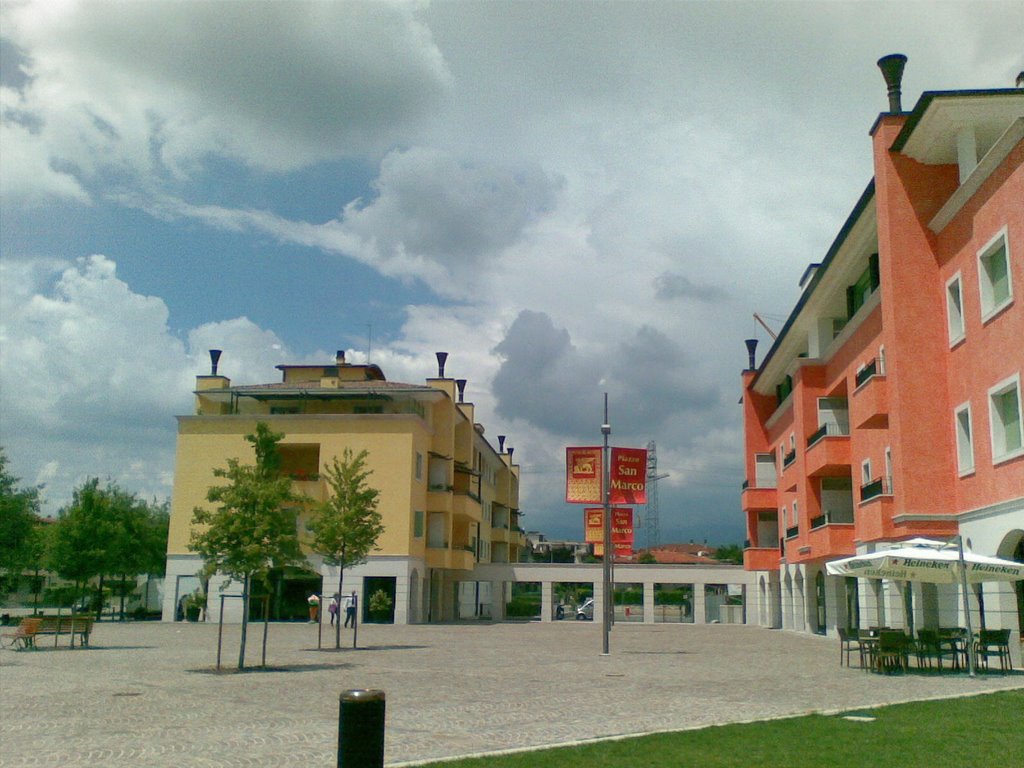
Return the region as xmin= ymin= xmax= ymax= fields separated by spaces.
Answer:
xmin=826 ymin=537 xmax=1024 ymax=676
xmin=825 ymin=538 xmax=1024 ymax=583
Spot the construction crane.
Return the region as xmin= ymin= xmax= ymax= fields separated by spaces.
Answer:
xmin=644 ymin=441 xmax=669 ymax=549
xmin=753 ymin=313 xmax=778 ymax=340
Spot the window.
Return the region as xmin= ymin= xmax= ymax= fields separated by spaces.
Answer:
xmin=955 ymin=402 xmax=974 ymax=475
xmin=946 ymin=273 xmax=965 ymax=344
xmin=989 ymin=374 xmax=1023 ymax=463
xmin=878 ymin=345 xmax=886 ymax=376
xmin=978 ymin=229 xmax=1012 ymax=321
xmin=413 ymin=510 xmax=424 ymax=538
xmin=861 ymin=459 xmax=872 ymax=485
xmin=884 ymin=447 xmax=893 ymax=491
xmin=415 ymin=452 xmax=423 ymax=481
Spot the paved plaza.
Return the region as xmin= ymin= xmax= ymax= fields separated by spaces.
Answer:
xmin=1 ymin=620 xmax=1021 ymax=766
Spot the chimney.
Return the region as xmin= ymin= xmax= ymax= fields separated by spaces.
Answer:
xmin=456 ymin=379 xmax=467 ymax=403
xmin=744 ymin=339 xmax=758 ymax=371
xmin=498 ymin=435 xmax=506 ymax=453
xmin=507 ymin=446 xmax=514 ymax=461
xmin=336 ymin=349 xmax=346 ymax=366
xmin=209 ymin=349 xmax=222 ymax=376
xmin=877 ymin=54 xmax=908 ymax=114
xmin=435 ymin=351 xmax=448 ymax=378
xmin=1016 ymin=71 xmax=1024 ymax=89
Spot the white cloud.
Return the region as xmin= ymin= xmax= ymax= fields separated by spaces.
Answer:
xmin=0 ymin=0 xmax=452 ymax=201
xmin=0 ymin=254 xmax=290 ymax=514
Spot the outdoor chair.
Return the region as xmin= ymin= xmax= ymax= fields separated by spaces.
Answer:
xmin=874 ymin=630 xmax=909 ymax=674
xmin=838 ymin=627 xmax=865 ymax=668
xmin=915 ymin=629 xmax=945 ymax=671
xmin=858 ymin=628 xmax=880 ymax=671
xmin=974 ymin=629 xmax=1012 ymax=673
xmin=938 ymin=627 xmax=968 ymax=670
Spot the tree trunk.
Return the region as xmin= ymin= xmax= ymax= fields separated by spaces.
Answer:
xmin=238 ymin=574 xmax=250 ymax=670
xmin=335 ymin=567 xmax=345 ymax=650
xmin=119 ymin=573 xmax=127 ymax=621
xmin=96 ymin=574 xmax=105 ymax=620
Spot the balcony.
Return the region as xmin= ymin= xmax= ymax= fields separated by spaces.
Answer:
xmin=785 ymin=525 xmax=800 ymax=540
xmin=742 ymin=484 xmax=778 ymax=511
xmin=853 ymin=364 xmax=888 ymax=429
xmin=804 ymin=427 xmax=851 ymax=478
xmin=452 ymin=492 xmax=481 ymax=522
xmin=743 ymin=545 xmax=781 ymax=571
xmin=860 ymin=476 xmax=893 ymax=503
xmin=782 ymin=449 xmax=796 ymax=469
xmin=290 ymin=476 xmax=327 ymax=502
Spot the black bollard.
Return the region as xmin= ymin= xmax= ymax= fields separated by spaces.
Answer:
xmin=337 ymin=689 xmax=386 ymax=768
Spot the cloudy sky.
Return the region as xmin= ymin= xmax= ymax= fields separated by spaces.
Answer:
xmin=2 ymin=1 xmax=1022 ymax=546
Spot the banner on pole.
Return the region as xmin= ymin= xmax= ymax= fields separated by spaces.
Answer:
xmin=584 ymin=507 xmax=633 ymax=557
xmin=566 ymin=446 xmax=603 ymax=504
xmin=610 ymin=447 xmax=648 ymax=504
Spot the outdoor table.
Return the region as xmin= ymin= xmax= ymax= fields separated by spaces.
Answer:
xmin=938 ymin=628 xmax=968 ymax=670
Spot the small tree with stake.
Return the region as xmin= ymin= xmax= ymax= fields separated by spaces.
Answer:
xmin=308 ymin=448 xmax=383 ymax=650
xmin=189 ymin=423 xmax=303 ymax=670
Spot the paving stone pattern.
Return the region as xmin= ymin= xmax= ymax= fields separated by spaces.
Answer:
xmin=1 ymin=621 xmax=1021 ymax=767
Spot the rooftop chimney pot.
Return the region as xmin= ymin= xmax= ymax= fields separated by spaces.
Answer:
xmin=1016 ymin=71 xmax=1024 ymax=89
xmin=744 ymin=339 xmax=758 ymax=371
xmin=435 ymin=351 xmax=448 ymax=378
xmin=877 ymin=53 xmax=908 ymax=114
xmin=498 ymin=435 xmax=506 ymax=452
xmin=209 ymin=349 xmax=222 ymax=376
xmin=336 ymin=349 xmax=346 ymax=366
xmin=456 ymin=379 xmax=467 ymax=403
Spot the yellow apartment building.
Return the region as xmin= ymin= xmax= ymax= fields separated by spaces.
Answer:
xmin=162 ymin=350 xmax=524 ymax=624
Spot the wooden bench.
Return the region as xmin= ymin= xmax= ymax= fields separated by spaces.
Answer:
xmin=1 ymin=615 xmax=94 ymax=650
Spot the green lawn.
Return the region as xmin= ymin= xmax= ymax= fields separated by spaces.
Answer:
xmin=416 ymin=690 xmax=1024 ymax=768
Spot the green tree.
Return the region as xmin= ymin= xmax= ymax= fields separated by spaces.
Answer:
xmin=189 ymin=423 xmax=304 ymax=669
xmin=714 ymin=544 xmax=743 ymax=564
xmin=308 ymin=448 xmax=383 ymax=649
xmin=48 ymin=478 xmax=155 ymax=618
xmin=0 ymin=448 xmax=42 ymax=592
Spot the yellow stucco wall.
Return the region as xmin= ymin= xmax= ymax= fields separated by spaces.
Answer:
xmin=167 ymin=414 xmax=432 ymax=558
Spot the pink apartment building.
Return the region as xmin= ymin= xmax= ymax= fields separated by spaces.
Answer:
xmin=740 ymin=56 xmax=1023 ymax=659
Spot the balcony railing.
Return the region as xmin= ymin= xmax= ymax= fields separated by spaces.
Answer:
xmin=860 ymin=477 xmax=893 ymax=502
xmin=806 ymin=422 xmax=850 ymax=448
xmin=810 ymin=509 xmax=855 ymax=529
xmin=783 ymin=449 xmax=796 ymax=469
xmin=855 ymin=358 xmax=879 ymax=388
xmin=785 ymin=525 xmax=799 ymax=539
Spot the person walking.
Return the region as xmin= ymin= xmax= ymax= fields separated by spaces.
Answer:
xmin=344 ymin=591 xmax=357 ymax=628
xmin=328 ymin=594 xmax=340 ymax=625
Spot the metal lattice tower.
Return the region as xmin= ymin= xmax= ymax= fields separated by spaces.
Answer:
xmin=645 ymin=441 xmax=668 ymax=549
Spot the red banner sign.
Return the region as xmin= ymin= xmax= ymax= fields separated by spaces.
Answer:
xmin=584 ymin=507 xmax=633 ymax=557
xmin=566 ymin=446 xmax=603 ymax=504
xmin=610 ymin=447 xmax=647 ymax=504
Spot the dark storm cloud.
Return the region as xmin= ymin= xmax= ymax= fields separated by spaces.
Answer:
xmin=654 ymin=273 xmax=729 ymax=303
xmin=492 ymin=311 xmax=719 ymax=438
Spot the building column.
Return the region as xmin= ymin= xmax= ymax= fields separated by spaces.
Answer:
xmin=693 ymin=584 xmax=707 ymax=624
xmin=643 ymin=582 xmax=655 ymax=624
xmin=541 ymin=580 xmax=553 ymax=622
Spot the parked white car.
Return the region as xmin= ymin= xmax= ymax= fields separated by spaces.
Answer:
xmin=575 ymin=597 xmax=594 ymax=620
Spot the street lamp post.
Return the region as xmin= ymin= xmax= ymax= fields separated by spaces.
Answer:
xmin=602 ymin=393 xmax=612 ymax=656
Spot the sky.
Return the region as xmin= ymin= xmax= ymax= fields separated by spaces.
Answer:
xmin=2 ymin=1 xmax=1023 ymax=547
